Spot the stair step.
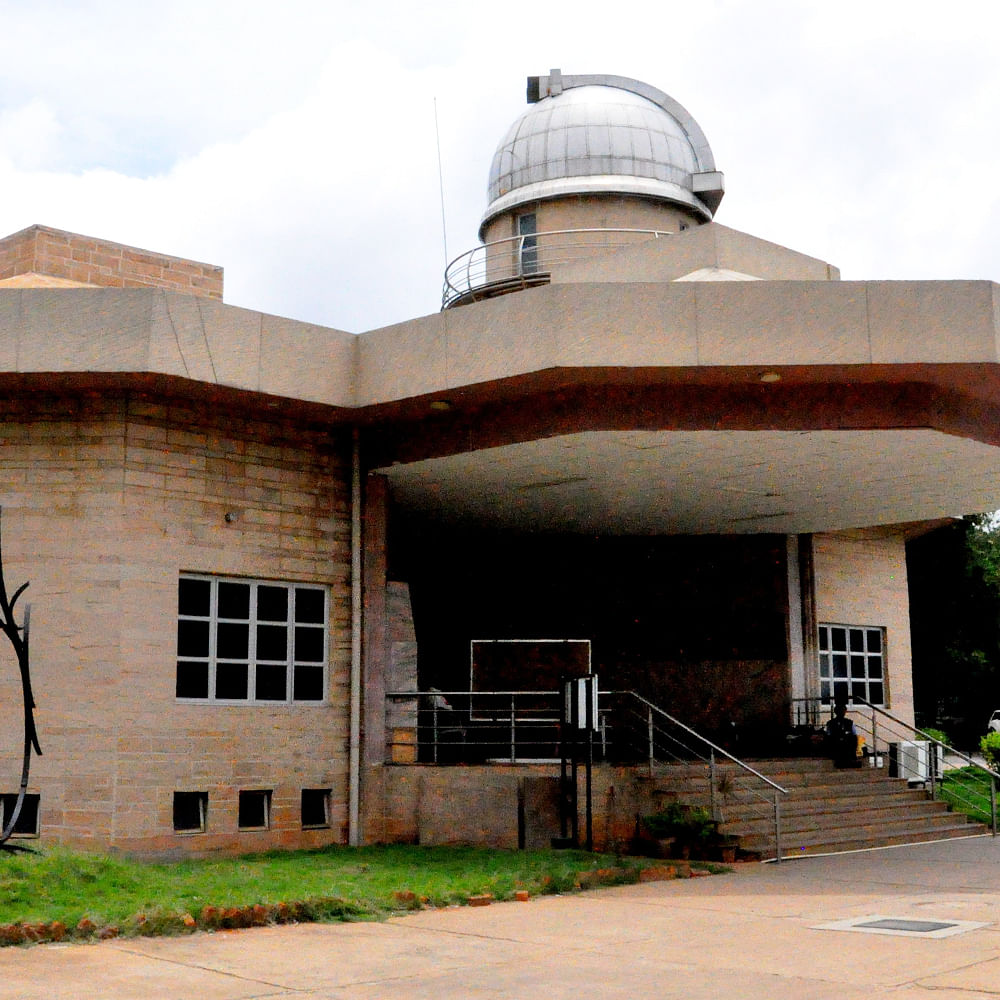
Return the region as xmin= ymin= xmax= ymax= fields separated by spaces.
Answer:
xmin=754 ymin=824 xmax=988 ymax=857
xmin=645 ymin=756 xmax=988 ymax=859
xmin=722 ymin=801 xmax=957 ymax=834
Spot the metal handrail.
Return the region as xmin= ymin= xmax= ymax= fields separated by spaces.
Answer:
xmin=851 ymin=696 xmax=998 ymax=836
xmin=614 ymin=691 xmax=788 ymax=795
xmin=385 ymin=687 xmax=789 ymax=858
xmin=609 ymin=690 xmax=788 ymax=861
xmin=441 ymin=227 xmax=670 ymax=308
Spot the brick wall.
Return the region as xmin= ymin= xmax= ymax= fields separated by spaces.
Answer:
xmin=0 ymin=225 xmax=223 ymax=299
xmin=0 ymin=391 xmax=351 ymax=855
xmin=813 ymin=528 xmax=915 ymax=726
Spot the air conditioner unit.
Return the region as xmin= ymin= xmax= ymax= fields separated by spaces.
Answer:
xmin=889 ymin=740 xmax=941 ymax=783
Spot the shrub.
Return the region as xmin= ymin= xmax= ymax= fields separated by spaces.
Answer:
xmin=642 ymin=803 xmax=715 ymax=842
xmin=980 ymin=731 xmax=1000 ymax=770
xmin=922 ymin=727 xmax=950 ymax=747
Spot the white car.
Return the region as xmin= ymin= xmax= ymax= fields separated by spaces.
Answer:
xmin=989 ymin=710 xmax=1000 ymax=734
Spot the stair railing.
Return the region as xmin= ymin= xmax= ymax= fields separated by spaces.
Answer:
xmin=851 ymin=697 xmax=999 ymax=836
xmin=609 ymin=691 xmax=789 ymax=861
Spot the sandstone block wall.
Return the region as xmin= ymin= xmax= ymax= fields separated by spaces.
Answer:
xmin=0 ymin=225 xmax=223 ymax=299
xmin=0 ymin=391 xmax=351 ymax=855
xmin=813 ymin=527 xmax=915 ymax=727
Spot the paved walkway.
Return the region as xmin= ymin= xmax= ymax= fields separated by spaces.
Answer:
xmin=2 ymin=836 xmax=1000 ymax=999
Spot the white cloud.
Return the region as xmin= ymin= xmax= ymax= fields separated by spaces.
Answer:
xmin=1 ymin=0 xmax=1000 ymax=330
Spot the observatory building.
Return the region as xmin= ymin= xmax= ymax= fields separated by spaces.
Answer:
xmin=2 ymin=71 xmax=1000 ymax=855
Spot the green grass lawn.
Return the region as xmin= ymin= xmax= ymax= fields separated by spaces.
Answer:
xmin=939 ymin=767 xmax=997 ymax=825
xmin=0 ymin=844 xmax=717 ymax=941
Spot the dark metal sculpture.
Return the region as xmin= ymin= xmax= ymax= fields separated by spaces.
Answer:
xmin=0 ymin=507 xmax=41 ymax=849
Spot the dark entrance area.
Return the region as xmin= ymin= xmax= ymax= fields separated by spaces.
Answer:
xmin=391 ymin=524 xmax=791 ymax=748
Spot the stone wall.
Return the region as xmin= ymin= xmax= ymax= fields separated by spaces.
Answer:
xmin=0 ymin=391 xmax=351 ymax=855
xmin=0 ymin=225 xmax=223 ymax=299
xmin=813 ymin=527 xmax=915 ymax=726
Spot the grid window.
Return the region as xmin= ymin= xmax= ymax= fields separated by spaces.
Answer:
xmin=176 ymin=575 xmax=328 ymax=704
xmin=238 ymin=790 xmax=271 ymax=830
xmin=0 ymin=793 xmax=40 ymax=837
xmin=173 ymin=791 xmax=208 ymax=833
xmin=818 ymin=624 xmax=886 ymax=707
xmin=301 ymin=788 xmax=331 ymax=829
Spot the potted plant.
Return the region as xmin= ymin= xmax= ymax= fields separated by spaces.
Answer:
xmin=641 ymin=803 xmax=718 ymax=859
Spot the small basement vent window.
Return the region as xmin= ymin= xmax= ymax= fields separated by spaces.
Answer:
xmin=173 ymin=791 xmax=207 ymax=833
xmin=301 ymin=788 xmax=331 ymax=829
xmin=0 ymin=793 xmax=40 ymax=837
xmin=238 ymin=790 xmax=272 ymax=830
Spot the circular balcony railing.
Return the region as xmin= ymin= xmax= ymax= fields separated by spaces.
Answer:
xmin=441 ymin=227 xmax=671 ymax=309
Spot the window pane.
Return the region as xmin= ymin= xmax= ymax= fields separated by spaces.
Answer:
xmin=818 ymin=627 xmax=830 ymax=653
xmin=257 ymin=585 xmax=288 ymax=623
xmin=868 ymin=656 xmax=883 ymax=678
xmin=173 ymin=792 xmax=206 ymax=832
xmin=820 ymin=681 xmax=831 ymax=702
xmin=869 ymin=682 xmax=885 ymax=705
xmin=215 ymin=662 xmax=248 ymax=700
xmin=176 ymin=661 xmax=209 ymax=698
xmin=0 ymin=794 xmax=39 ymax=836
xmin=831 ymin=628 xmax=847 ymax=652
xmin=849 ymin=629 xmax=865 ymax=652
xmin=851 ymin=681 xmax=867 ymax=702
xmin=850 ymin=655 xmax=867 ymax=678
xmin=294 ymin=665 xmax=324 ymax=701
xmin=256 ymin=664 xmax=287 ymax=701
xmin=832 ymin=681 xmax=849 ymax=704
xmin=301 ymin=789 xmax=330 ymax=828
xmin=177 ymin=619 xmax=209 ymax=657
xmin=819 ymin=652 xmax=830 ymax=678
xmin=832 ymin=654 xmax=847 ymax=678
xmin=218 ymin=582 xmax=250 ymax=620
xmin=238 ymin=790 xmax=270 ymax=829
xmin=256 ymin=624 xmax=287 ymax=661
xmin=178 ymin=577 xmax=210 ymax=617
xmin=217 ymin=622 xmax=249 ymax=659
xmin=176 ymin=575 xmax=328 ymax=706
xmin=867 ymin=629 xmax=882 ymax=653
xmin=295 ymin=626 xmax=324 ymax=663
xmin=295 ymin=588 xmax=325 ymax=624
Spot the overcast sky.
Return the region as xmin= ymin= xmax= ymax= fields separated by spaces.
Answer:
xmin=1 ymin=0 xmax=999 ymax=333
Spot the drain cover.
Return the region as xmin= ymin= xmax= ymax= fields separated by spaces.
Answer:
xmin=814 ymin=915 xmax=989 ymax=938
xmin=856 ymin=919 xmax=955 ymax=933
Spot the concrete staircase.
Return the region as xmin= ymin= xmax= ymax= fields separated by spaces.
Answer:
xmin=650 ymin=757 xmax=988 ymax=858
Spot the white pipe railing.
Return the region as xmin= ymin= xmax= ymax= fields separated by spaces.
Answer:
xmin=441 ymin=228 xmax=670 ymax=308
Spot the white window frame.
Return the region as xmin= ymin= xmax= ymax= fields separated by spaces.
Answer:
xmin=176 ymin=574 xmax=329 ymax=705
xmin=818 ymin=623 xmax=887 ymax=708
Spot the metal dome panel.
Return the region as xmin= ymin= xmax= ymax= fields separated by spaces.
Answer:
xmin=481 ymin=75 xmax=724 ymax=233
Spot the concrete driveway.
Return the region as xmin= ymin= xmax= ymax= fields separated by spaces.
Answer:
xmin=1 ymin=836 xmax=999 ymax=999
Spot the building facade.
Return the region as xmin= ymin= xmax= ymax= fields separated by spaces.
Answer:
xmin=3 ymin=72 xmax=1000 ymax=854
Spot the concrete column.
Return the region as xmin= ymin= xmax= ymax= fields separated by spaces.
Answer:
xmin=362 ymin=473 xmax=389 ymax=767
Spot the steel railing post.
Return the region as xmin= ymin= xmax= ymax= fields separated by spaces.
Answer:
xmin=870 ymin=704 xmax=877 ymax=763
xmin=988 ymin=775 xmax=997 ymax=835
xmin=709 ymin=750 xmax=718 ymax=821
xmin=774 ymin=791 xmax=782 ymax=863
xmin=647 ymin=706 xmax=654 ymax=769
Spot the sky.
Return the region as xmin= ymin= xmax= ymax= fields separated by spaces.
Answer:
xmin=1 ymin=0 xmax=999 ymax=333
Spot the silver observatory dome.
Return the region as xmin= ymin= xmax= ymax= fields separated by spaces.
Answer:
xmin=480 ymin=71 xmax=724 ymax=237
